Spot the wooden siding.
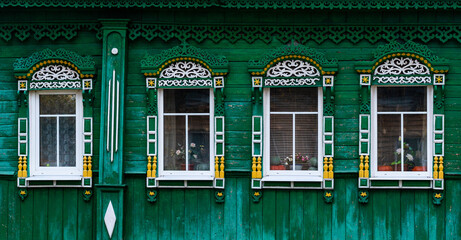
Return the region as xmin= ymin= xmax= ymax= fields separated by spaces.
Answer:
xmin=0 ymin=7 xmax=461 ymax=240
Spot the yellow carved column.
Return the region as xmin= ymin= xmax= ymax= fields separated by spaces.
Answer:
xmin=252 ymin=156 xmax=256 ymax=178
xmin=359 ymin=155 xmax=364 ymax=178
xmin=323 ymin=157 xmax=328 ymax=179
xmin=152 ymin=156 xmax=157 ymax=178
xmin=215 ymin=156 xmax=219 ymax=177
xmin=219 ymin=156 xmax=225 ymax=178
xmin=83 ymin=156 xmax=88 ymax=177
xmin=147 ymin=156 xmax=152 ymax=178
xmin=328 ymin=157 xmax=334 ymax=179
xmin=88 ymin=156 xmax=92 ymax=177
xmin=256 ymin=156 xmax=262 ymax=178
xmin=364 ymin=155 xmax=369 ymax=178
xmin=18 ymin=156 xmax=23 ymax=178
xmin=22 ymin=157 xmax=27 ymax=178
xmin=438 ymin=156 xmax=444 ymax=179
xmin=433 ymin=156 xmax=439 ymax=179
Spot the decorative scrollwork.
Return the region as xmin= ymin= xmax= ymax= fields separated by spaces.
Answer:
xmin=30 ymin=81 xmax=81 ymax=89
xmin=374 ymin=57 xmax=430 ymax=75
xmin=264 ymin=78 xmax=320 ymax=87
xmin=374 ymin=76 xmax=431 ymax=84
xmin=32 ymin=65 xmax=80 ymax=81
xmin=1 ymin=0 xmax=460 ymax=10
xmin=266 ymin=60 xmax=320 ymax=77
xmin=160 ymin=61 xmax=211 ymax=79
xmin=158 ymin=79 xmax=212 ymax=87
xmin=14 ymin=49 xmax=95 ymax=71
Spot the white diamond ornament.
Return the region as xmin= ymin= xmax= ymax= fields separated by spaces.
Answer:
xmin=104 ymin=201 xmax=117 ymax=239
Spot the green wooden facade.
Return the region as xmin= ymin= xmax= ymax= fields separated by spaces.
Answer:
xmin=1 ymin=1 xmax=461 ymax=239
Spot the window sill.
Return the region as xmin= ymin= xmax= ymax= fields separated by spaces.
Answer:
xmin=257 ymin=175 xmax=324 ymax=189
xmin=18 ymin=175 xmax=92 ymax=188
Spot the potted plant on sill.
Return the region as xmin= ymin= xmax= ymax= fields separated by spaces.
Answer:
xmin=391 ymin=138 xmax=415 ymax=171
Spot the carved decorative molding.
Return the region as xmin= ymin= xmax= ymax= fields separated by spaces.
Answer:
xmin=158 ymin=79 xmax=212 ymax=87
xmin=4 ymin=23 xmax=461 ymax=46
xmin=374 ymin=76 xmax=431 ymax=84
xmin=32 ymin=65 xmax=80 ymax=81
xmin=264 ymin=78 xmax=320 ymax=87
xmin=266 ymin=60 xmax=320 ymax=78
xmin=29 ymin=81 xmax=81 ymax=89
xmin=374 ymin=57 xmax=430 ymax=76
xmin=0 ymin=0 xmax=459 ymax=10
xmin=160 ymin=61 xmax=211 ymax=79
xmin=14 ymin=48 xmax=96 ymax=73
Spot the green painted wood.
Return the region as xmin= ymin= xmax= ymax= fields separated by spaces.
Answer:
xmin=401 ymin=190 xmax=415 ymax=240
xmin=0 ymin=181 xmax=8 ymax=240
xmin=62 ymin=189 xmax=78 ymax=240
xmin=184 ymin=189 xmax=198 ymax=240
xmin=236 ymin=178 xmax=250 ymax=240
xmin=158 ymin=189 xmax=171 ymax=240
xmin=332 ymin=179 xmax=346 ymax=239
xmin=262 ymin=190 xmax=276 ymax=240
xmin=289 ymin=190 xmax=303 ymax=239
xmin=372 ymin=191 xmax=386 ymax=240
xmin=224 ymin=177 xmax=237 ymax=240
xmin=77 ymin=189 xmax=93 ymax=240
xmin=275 ymin=190 xmax=289 ymax=240
xmin=303 ymin=190 xmax=318 ymax=240
xmin=7 ymin=181 xmax=19 ymax=240
xmin=171 ymin=189 xmax=185 ymax=240
xmin=33 ymin=189 xmax=48 ymax=240
xmin=48 ymin=189 xmax=63 ymax=240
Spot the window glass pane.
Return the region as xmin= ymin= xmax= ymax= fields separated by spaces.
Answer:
xmin=59 ymin=117 xmax=76 ymax=167
xmin=378 ymin=87 xmax=426 ymax=112
xmin=40 ymin=94 xmax=76 ymax=114
xmin=188 ymin=116 xmax=210 ymax=171
xmin=377 ymin=114 xmax=400 ymax=171
xmin=164 ymin=89 xmax=209 ymax=113
xmin=164 ymin=116 xmax=186 ymax=170
xmin=404 ymin=114 xmax=427 ymax=172
xmin=270 ymin=114 xmax=293 ymax=170
xmin=295 ymin=114 xmax=318 ymax=171
xmin=40 ymin=117 xmax=57 ymax=167
xmin=270 ymin=88 xmax=317 ymax=112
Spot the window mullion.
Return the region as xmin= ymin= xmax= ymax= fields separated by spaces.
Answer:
xmin=185 ymin=114 xmax=189 ymax=171
xmin=292 ymin=113 xmax=295 ymax=171
xmin=401 ymin=113 xmax=404 ymax=172
xmin=57 ymin=116 xmax=60 ymax=167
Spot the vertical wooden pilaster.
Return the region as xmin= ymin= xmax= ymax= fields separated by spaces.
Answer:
xmin=96 ymin=19 xmax=129 ymax=240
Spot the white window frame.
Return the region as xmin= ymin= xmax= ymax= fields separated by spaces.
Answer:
xmin=371 ymin=85 xmax=433 ymax=179
xmin=158 ymin=88 xmax=215 ymax=180
xmin=262 ymin=87 xmax=323 ymax=181
xmin=29 ymin=90 xmax=83 ymax=177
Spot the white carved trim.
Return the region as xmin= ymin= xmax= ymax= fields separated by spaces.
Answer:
xmin=374 ymin=57 xmax=430 ymax=75
xmin=32 ymin=65 xmax=80 ymax=81
xmin=264 ymin=78 xmax=320 ymax=87
xmin=30 ymin=81 xmax=81 ymax=89
xmin=158 ymin=79 xmax=212 ymax=87
xmin=267 ymin=59 xmax=320 ymax=78
xmin=160 ymin=61 xmax=211 ymax=78
xmin=373 ymin=76 xmax=431 ymax=84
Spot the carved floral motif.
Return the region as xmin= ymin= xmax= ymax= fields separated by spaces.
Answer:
xmin=374 ymin=57 xmax=430 ymax=75
xmin=32 ymin=65 xmax=80 ymax=81
xmin=266 ymin=60 xmax=320 ymax=78
xmin=160 ymin=61 xmax=211 ymax=79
